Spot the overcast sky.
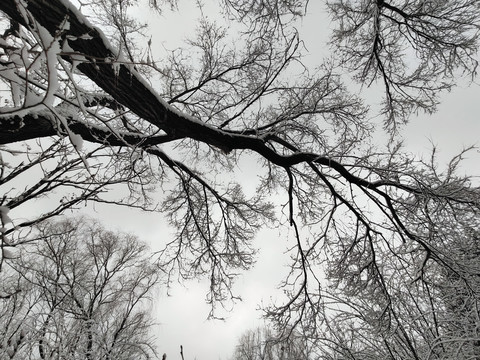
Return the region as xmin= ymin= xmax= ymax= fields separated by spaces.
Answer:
xmin=110 ymin=2 xmax=480 ymax=360
xmin=82 ymin=79 xmax=480 ymax=360
xmin=7 ymin=1 xmax=479 ymax=359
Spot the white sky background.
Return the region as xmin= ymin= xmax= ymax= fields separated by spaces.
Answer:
xmin=75 ymin=2 xmax=480 ymax=359
xmin=3 ymin=1 xmax=480 ymax=360
xmin=125 ymin=2 xmax=480 ymax=359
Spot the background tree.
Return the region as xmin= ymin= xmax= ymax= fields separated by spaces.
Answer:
xmin=328 ymin=0 xmax=479 ymax=129
xmin=231 ymin=326 xmax=311 ymax=360
xmin=319 ymin=193 xmax=480 ymax=359
xmin=0 ymin=0 xmax=479 ymax=358
xmin=0 ymin=217 xmax=160 ymax=359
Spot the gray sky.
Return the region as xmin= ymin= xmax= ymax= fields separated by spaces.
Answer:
xmin=5 ymin=1 xmax=480 ymax=359
xmin=83 ymin=79 xmax=480 ymax=360
xmin=124 ymin=3 xmax=480 ymax=359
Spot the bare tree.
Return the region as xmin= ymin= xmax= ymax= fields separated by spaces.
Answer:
xmin=0 ymin=217 xmax=160 ymax=359
xmin=0 ymin=0 xmax=479 ymax=358
xmin=328 ymin=0 xmax=479 ymax=129
xmin=231 ymin=326 xmax=311 ymax=360
xmin=316 ymin=198 xmax=480 ymax=360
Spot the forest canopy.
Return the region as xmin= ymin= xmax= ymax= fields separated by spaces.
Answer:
xmin=0 ymin=217 xmax=160 ymax=360
xmin=0 ymin=0 xmax=479 ymax=358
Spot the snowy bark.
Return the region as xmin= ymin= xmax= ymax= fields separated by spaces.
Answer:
xmin=0 ymin=0 xmax=239 ymax=152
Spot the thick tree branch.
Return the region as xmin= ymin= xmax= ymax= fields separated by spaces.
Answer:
xmin=0 ymin=0 xmax=245 ymax=152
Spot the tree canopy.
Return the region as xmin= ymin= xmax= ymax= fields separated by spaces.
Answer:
xmin=0 ymin=217 xmax=160 ymax=360
xmin=231 ymin=326 xmax=311 ymax=360
xmin=0 ymin=0 xmax=479 ymax=358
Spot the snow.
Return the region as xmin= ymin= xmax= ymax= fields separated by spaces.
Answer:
xmin=0 ymin=61 xmax=23 ymax=107
xmin=36 ymin=23 xmax=61 ymax=107
xmin=59 ymin=0 xmax=118 ymax=55
xmin=20 ymin=45 xmax=31 ymax=68
xmin=24 ymin=90 xmax=43 ymax=107
xmin=58 ymin=0 xmax=232 ymax=139
xmin=66 ymin=34 xmax=93 ymax=41
xmin=0 ymin=206 xmax=12 ymax=225
xmin=112 ymin=61 xmax=120 ymax=77
xmin=14 ymin=0 xmax=67 ymax=108
xmin=69 ymin=132 xmax=84 ymax=150
xmin=62 ymin=40 xmax=88 ymax=74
